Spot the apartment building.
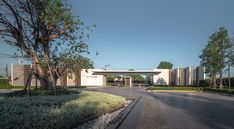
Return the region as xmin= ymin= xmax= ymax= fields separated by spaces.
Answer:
xmin=170 ymin=66 xmax=205 ymax=86
xmin=174 ymin=68 xmax=186 ymax=86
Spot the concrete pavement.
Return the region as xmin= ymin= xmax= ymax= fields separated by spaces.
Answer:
xmin=85 ymin=87 xmax=234 ymax=129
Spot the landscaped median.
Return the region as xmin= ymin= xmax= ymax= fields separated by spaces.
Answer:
xmin=203 ymin=87 xmax=234 ymax=94
xmin=0 ymin=90 xmax=125 ymax=129
xmin=145 ymin=86 xmax=203 ymax=92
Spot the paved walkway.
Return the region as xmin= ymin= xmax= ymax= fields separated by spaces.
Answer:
xmin=85 ymin=87 xmax=234 ymax=129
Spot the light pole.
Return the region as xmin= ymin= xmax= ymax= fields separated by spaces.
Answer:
xmin=228 ymin=63 xmax=231 ymax=91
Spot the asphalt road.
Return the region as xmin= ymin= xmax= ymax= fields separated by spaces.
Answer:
xmin=86 ymin=87 xmax=234 ymax=129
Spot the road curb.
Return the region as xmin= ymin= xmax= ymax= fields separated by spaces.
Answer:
xmin=105 ymin=96 xmax=142 ymax=129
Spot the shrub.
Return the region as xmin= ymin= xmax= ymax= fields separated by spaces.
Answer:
xmin=203 ymin=88 xmax=234 ymax=94
xmin=0 ymin=91 xmax=125 ymax=129
xmin=146 ymin=86 xmax=203 ymax=91
xmin=199 ymin=80 xmax=209 ymax=87
xmin=199 ymin=78 xmax=234 ymax=88
xmin=0 ymin=78 xmax=10 ymax=84
xmin=0 ymin=78 xmax=12 ymax=89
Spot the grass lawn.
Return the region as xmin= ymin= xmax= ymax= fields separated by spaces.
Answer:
xmin=146 ymin=86 xmax=203 ymax=92
xmin=0 ymin=90 xmax=125 ymax=129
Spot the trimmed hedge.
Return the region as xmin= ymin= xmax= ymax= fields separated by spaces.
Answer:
xmin=146 ymin=86 xmax=203 ymax=91
xmin=0 ymin=91 xmax=125 ymax=129
xmin=199 ymin=77 xmax=234 ymax=88
xmin=203 ymin=88 xmax=234 ymax=94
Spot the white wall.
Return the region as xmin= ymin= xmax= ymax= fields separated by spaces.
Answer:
xmin=67 ymin=73 xmax=76 ymax=86
xmin=81 ymin=69 xmax=105 ymax=86
xmin=153 ymin=69 xmax=169 ymax=85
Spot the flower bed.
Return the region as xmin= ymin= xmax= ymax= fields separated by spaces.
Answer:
xmin=0 ymin=91 xmax=125 ymax=129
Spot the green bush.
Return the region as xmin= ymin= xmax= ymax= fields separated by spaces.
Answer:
xmin=0 ymin=78 xmax=10 ymax=84
xmin=0 ymin=91 xmax=125 ymax=129
xmin=203 ymin=88 xmax=234 ymax=94
xmin=146 ymin=86 xmax=203 ymax=91
xmin=0 ymin=78 xmax=12 ymax=89
xmin=199 ymin=78 xmax=234 ymax=88
xmin=199 ymin=80 xmax=209 ymax=87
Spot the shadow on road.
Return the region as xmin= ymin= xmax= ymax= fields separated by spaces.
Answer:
xmin=143 ymin=91 xmax=234 ymax=129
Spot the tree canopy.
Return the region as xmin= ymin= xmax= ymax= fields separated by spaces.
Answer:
xmin=157 ymin=61 xmax=173 ymax=69
xmin=200 ymin=27 xmax=234 ymax=88
xmin=0 ymin=0 xmax=94 ymax=92
xmin=130 ymin=75 xmax=144 ymax=81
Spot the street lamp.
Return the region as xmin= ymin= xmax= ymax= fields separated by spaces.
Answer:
xmin=228 ymin=63 xmax=231 ymax=91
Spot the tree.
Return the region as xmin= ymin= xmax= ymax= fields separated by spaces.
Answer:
xmin=107 ymin=75 xmax=118 ymax=82
xmin=227 ymin=37 xmax=234 ymax=89
xmin=215 ymin=27 xmax=232 ymax=88
xmin=0 ymin=0 xmax=92 ymax=92
xmin=130 ymin=75 xmax=144 ymax=81
xmin=157 ymin=61 xmax=173 ymax=69
xmin=200 ymin=41 xmax=221 ymax=88
xmin=200 ymin=27 xmax=233 ymax=88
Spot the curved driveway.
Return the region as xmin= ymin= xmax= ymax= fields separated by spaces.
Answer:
xmin=85 ymin=87 xmax=234 ymax=129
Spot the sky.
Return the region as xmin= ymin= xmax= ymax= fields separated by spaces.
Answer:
xmin=0 ymin=0 xmax=234 ymax=76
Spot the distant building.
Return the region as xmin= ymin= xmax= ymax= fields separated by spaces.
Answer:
xmin=170 ymin=66 xmax=206 ymax=86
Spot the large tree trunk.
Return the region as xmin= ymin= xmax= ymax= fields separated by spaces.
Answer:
xmin=213 ymin=73 xmax=217 ymax=88
xmin=36 ymin=65 xmax=54 ymax=91
xmin=219 ymin=71 xmax=223 ymax=89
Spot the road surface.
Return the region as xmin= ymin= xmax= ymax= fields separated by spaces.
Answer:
xmin=85 ymin=87 xmax=234 ymax=129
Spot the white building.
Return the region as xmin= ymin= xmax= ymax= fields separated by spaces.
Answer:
xmin=76 ymin=69 xmax=169 ymax=86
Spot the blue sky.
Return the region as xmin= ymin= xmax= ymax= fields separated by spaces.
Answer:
xmin=0 ymin=0 xmax=234 ymax=75
xmin=71 ymin=0 xmax=234 ymax=69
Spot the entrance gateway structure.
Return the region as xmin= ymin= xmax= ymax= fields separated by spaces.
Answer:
xmin=11 ymin=64 xmax=205 ymax=87
xmin=72 ymin=69 xmax=169 ymax=86
xmin=10 ymin=64 xmax=169 ymax=86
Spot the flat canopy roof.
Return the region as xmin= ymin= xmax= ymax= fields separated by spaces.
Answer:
xmin=92 ymin=70 xmax=161 ymax=75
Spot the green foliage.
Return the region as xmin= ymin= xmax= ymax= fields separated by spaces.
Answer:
xmin=200 ymin=41 xmax=222 ymax=74
xmin=130 ymin=75 xmax=144 ymax=81
xmin=199 ymin=80 xmax=210 ymax=87
xmin=203 ymin=88 xmax=234 ymax=94
xmin=0 ymin=91 xmax=125 ymax=129
xmin=0 ymin=78 xmax=10 ymax=84
xmin=0 ymin=0 xmax=95 ymax=90
xmin=0 ymin=79 xmax=12 ymax=89
xmin=199 ymin=77 xmax=234 ymax=88
xmin=200 ymin=27 xmax=233 ymax=87
xmin=146 ymin=86 xmax=203 ymax=91
xmin=157 ymin=61 xmax=173 ymax=69
xmin=107 ymin=75 xmax=118 ymax=81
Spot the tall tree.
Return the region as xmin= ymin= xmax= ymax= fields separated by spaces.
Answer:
xmin=200 ymin=41 xmax=221 ymax=88
xmin=0 ymin=0 xmax=92 ymax=92
xmin=157 ymin=61 xmax=173 ymax=69
xmin=215 ymin=27 xmax=232 ymax=88
xmin=200 ymin=27 xmax=233 ymax=88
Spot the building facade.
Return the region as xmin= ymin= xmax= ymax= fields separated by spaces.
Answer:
xmin=170 ymin=66 xmax=205 ymax=86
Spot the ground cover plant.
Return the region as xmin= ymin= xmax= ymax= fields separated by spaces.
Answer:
xmin=0 ymin=91 xmax=125 ymax=129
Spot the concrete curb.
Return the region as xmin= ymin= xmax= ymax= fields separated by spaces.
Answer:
xmin=105 ymin=96 xmax=142 ymax=129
